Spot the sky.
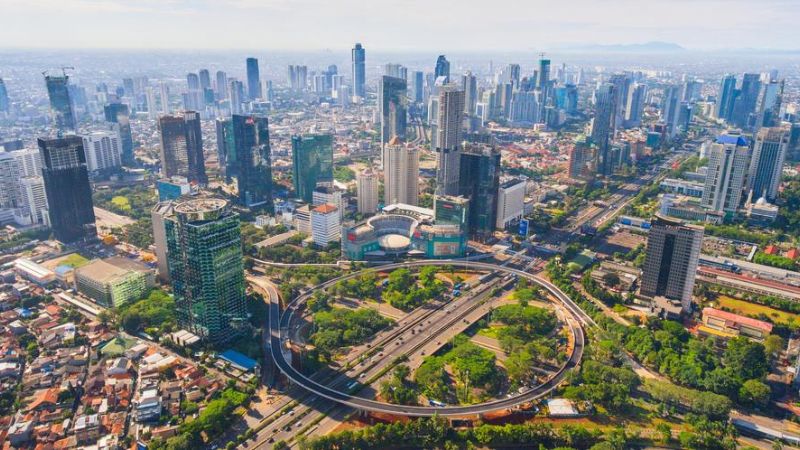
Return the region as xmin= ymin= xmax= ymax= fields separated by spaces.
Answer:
xmin=2 ymin=0 xmax=798 ymax=52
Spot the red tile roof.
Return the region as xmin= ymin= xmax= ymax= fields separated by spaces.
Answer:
xmin=702 ymin=307 xmax=773 ymax=333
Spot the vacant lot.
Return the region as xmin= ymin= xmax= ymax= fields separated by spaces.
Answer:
xmin=715 ymin=295 xmax=799 ymax=326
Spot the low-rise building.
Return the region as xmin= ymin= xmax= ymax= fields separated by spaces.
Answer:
xmin=700 ymin=307 xmax=773 ymax=341
xmin=74 ymin=257 xmax=155 ymax=307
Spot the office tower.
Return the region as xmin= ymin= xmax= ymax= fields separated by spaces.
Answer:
xmin=435 ymin=55 xmax=450 ymax=83
xmin=538 ymin=57 xmax=550 ymax=90
xmin=12 ymin=148 xmax=43 ymax=178
xmin=568 ymin=140 xmax=593 ymax=179
xmin=0 ymin=78 xmax=8 ymax=112
xmin=0 ymin=154 xmax=21 ymax=217
xmin=683 ymin=80 xmax=703 ymax=102
xmin=747 ymin=127 xmax=789 ymax=202
xmin=104 ymin=103 xmax=134 ymax=166
xmin=462 ymin=72 xmax=477 ymax=116
xmin=229 ymin=79 xmax=245 ymax=114
xmin=145 ymin=87 xmax=158 ymax=119
xmin=122 ymin=77 xmax=135 ymax=97
xmin=756 ymin=80 xmax=783 ymax=129
xmin=198 ymin=69 xmax=211 ymax=91
xmin=434 ymin=194 xmax=469 ymax=231
xmin=18 ymin=176 xmax=49 ymax=226
xmin=509 ymin=91 xmax=540 ymax=125
xmin=45 ymin=74 xmax=76 ymax=131
xmin=231 ymin=114 xmax=273 ymax=212
xmin=164 ymin=197 xmax=247 ymax=343
xmin=383 ymin=137 xmax=419 ymax=206
xmin=701 ymin=135 xmax=749 ymax=214
xmin=434 ymin=85 xmax=465 ymax=195
xmin=384 ymin=63 xmax=404 ymax=78
xmin=291 ymin=134 xmax=334 ymax=203
xmin=731 ymin=73 xmax=761 ymax=130
xmin=412 ymin=71 xmax=424 ymax=103
xmin=379 ymin=75 xmax=408 ymax=157
xmin=312 ymin=186 xmax=344 ymax=219
xmin=356 ymin=169 xmax=379 ymax=214
xmin=81 ymin=129 xmax=122 ymax=173
xmin=246 ymin=57 xmax=262 ymax=100
xmin=311 ymin=204 xmax=341 ymax=247
xmin=717 ymin=74 xmax=737 ymax=121
xmin=661 ymin=84 xmax=682 ymax=136
xmin=215 ymin=71 xmax=228 ymax=99
xmin=186 ymin=73 xmax=200 ymax=91
xmin=287 ymin=65 xmax=308 ymax=92
xmin=458 ymin=143 xmax=500 ymax=236
xmin=151 ymin=202 xmax=172 ymax=282
xmin=159 ymin=82 xmax=170 ymax=113
xmin=640 ymin=214 xmax=704 ymax=313
xmin=38 ymin=136 xmax=96 ymax=243
xmin=624 ymin=83 xmax=647 ymax=128
xmin=496 ymin=179 xmax=526 ymax=230
xmin=591 ymin=82 xmax=616 ymax=176
xmin=352 ymin=43 xmax=366 ymax=99
xmin=215 ymin=118 xmax=233 ymax=181
xmin=158 ymin=112 xmax=207 ymax=185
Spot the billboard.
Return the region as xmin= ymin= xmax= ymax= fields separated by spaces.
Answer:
xmin=519 ymin=219 xmax=529 ymax=237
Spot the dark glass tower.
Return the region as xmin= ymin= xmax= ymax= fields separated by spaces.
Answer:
xmin=379 ymin=76 xmax=408 ymax=150
xmin=38 ymin=136 xmax=96 ymax=243
xmin=458 ymin=143 xmax=500 ymax=236
xmin=231 ymin=114 xmax=273 ymax=212
xmin=215 ymin=118 xmax=234 ymax=181
xmin=165 ymin=198 xmax=247 ymax=343
xmin=731 ymin=73 xmax=761 ymax=130
xmin=0 ymin=78 xmax=9 ymax=112
xmin=434 ymin=55 xmax=450 ymax=82
xmin=158 ymin=111 xmax=207 ymax=184
xmin=291 ymin=134 xmax=333 ymax=203
xmin=717 ymin=74 xmax=736 ymax=121
xmin=591 ymin=82 xmax=616 ymax=176
xmin=351 ymin=43 xmax=366 ymax=98
xmin=246 ymin=57 xmax=262 ymax=100
xmin=44 ymin=75 xmax=76 ymax=131
xmin=104 ymin=102 xmax=134 ymax=166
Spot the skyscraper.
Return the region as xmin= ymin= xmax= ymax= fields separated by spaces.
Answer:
xmin=104 ymin=102 xmax=134 ymax=166
xmin=0 ymin=78 xmax=9 ymax=113
xmin=756 ymin=80 xmax=784 ymax=129
xmin=462 ymin=72 xmax=477 ymax=116
xmin=45 ymin=74 xmax=76 ymax=131
xmin=38 ymin=136 xmax=96 ymax=243
xmin=231 ymin=114 xmax=273 ymax=212
xmin=158 ymin=112 xmax=207 ymax=185
xmin=640 ymin=214 xmax=704 ymax=313
xmin=352 ymin=43 xmax=366 ymax=99
xmin=458 ymin=143 xmax=500 ymax=236
xmin=81 ymin=129 xmax=122 ymax=174
xmin=661 ymin=84 xmax=682 ymax=136
xmin=591 ymin=82 xmax=616 ymax=176
xmin=383 ymin=137 xmax=419 ymax=206
xmin=246 ymin=57 xmax=262 ymax=100
xmin=717 ymin=74 xmax=737 ymax=120
xmin=434 ymin=55 xmax=450 ymax=83
xmin=356 ymin=169 xmax=379 ymax=214
xmin=291 ymin=134 xmax=334 ymax=203
xmin=747 ymin=127 xmax=789 ymax=202
xmin=379 ymin=75 xmax=408 ymax=157
xmin=165 ymin=197 xmax=247 ymax=343
xmin=731 ymin=73 xmax=761 ymax=130
xmin=215 ymin=118 xmax=234 ymax=181
xmin=412 ymin=71 xmax=424 ymax=103
xmin=624 ymin=83 xmax=647 ymax=128
xmin=215 ymin=70 xmax=228 ymax=100
xmin=434 ymin=85 xmax=465 ymax=195
xmin=701 ymin=135 xmax=750 ymax=214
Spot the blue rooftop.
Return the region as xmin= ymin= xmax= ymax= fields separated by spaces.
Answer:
xmin=219 ymin=349 xmax=258 ymax=371
xmin=716 ymin=135 xmax=749 ymax=146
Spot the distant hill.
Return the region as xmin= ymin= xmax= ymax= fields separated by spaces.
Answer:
xmin=555 ymin=41 xmax=686 ymax=53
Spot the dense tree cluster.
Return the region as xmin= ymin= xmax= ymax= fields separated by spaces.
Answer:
xmin=379 ymin=365 xmax=418 ymax=405
xmin=311 ymin=307 xmax=392 ymax=358
xmin=381 ymin=267 xmax=447 ymax=311
xmin=117 ymin=289 xmax=176 ymax=335
xmin=564 ymin=361 xmax=640 ymax=412
xmin=93 ymin=185 xmax=156 ymax=221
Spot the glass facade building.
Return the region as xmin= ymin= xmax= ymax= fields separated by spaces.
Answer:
xmin=104 ymin=102 xmax=134 ymax=166
xmin=459 ymin=144 xmax=500 ymax=236
xmin=231 ymin=114 xmax=273 ymax=211
xmin=158 ymin=111 xmax=207 ymax=184
xmin=291 ymin=134 xmax=333 ymax=203
xmin=165 ymin=198 xmax=247 ymax=343
xmin=45 ymin=75 xmax=76 ymax=131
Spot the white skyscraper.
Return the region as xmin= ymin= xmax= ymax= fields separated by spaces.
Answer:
xmin=12 ymin=147 xmax=44 ymax=177
xmin=383 ymin=137 xmax=419 ymax=206
xmin=81 ymin=129 xmax=122 ymax=173
xmin=496 ymin=179 xmax=526 ymax=230
xmin=311 ymin=203 xmax=341 ymax=247
xmin=434 ymin=84 xmax=465 ymax=196
xmin=356 ymin=169 xmax=379 ymax=214
xmin=146 ymin=86 xmax=158 ymax=119
xmin=747 ymin=127 xmax=789 ymax=202
xmin=701 ymin=135 xmax=750 ymax=214
xmin=17 ymin=177 xmax=49 ymax=226
xmin=160 ymin=82 xmax=170 ymax=113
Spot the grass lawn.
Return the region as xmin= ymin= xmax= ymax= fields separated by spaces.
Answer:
xmin=111 ymin=196 xmax=132 ymax=211
xmin=477 ymin=324 xmax=506 ymax=339
xmin=60 ymin=253 xmax=90 ymax=268
xmin=714 ymin=295 xmax=799 ymax=326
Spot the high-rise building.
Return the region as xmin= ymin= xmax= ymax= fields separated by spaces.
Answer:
xmin=0 ymin=154 xmax=21 ymax=218
xmin=379 ymin=75 xmax=408 ymax=156
xmin=164 ymin=198 xmax=247 ymax=343
xmin=701 ymin=135 xmax=750 ymax=214
xmin=434 ymin=85 xmax=465 ymax=195
xmin=661 ymin=84 xmax=682 ymax=136
xmin=18 ymin=176 xmax=49 ymax=226
xmin=198 ymin=69 xmax=211 ymax=91
xmin=230 ymin=115 xmax=273 ymax=212
xmin=624 ymin=83 xmax=647 ymax=128
xmin=104 ymin=103 xmax=134 ymax=166
xmin=313 ymin=186 xmax=344 ymax=219
xmin=215 ymin=118 xmax=234 ymax=181
xmin=352 ymin=43 xmax=366 ymax=99
xmin=12 ymin=147 xmax=43 ymax=177
xmin=435 ymin=55 xmax=451 ymax=83
xmin=434 ymin=194 xmax=469 ymax=231
xmin=462 ymin=72 xmax=477 ymax=116
xmin=356 ymin=169 xmax=379 ymax=214
xmin=158 ymin=112 xmax=207 ymax=185
xmin=747 ymin=127 xmax=789 ymax=202
xmin=0 ymin=78 xmax=9 ymax=112
xmin=640 ymin=214 xmax=704 ymax=313
xmin=246 ymin=57 xmax=262 ymax=100
xmin=186 ymin=73 xmax=200 ymax=91
xmin=458 ymin=143 xmax=500 ymax=236
xmin=215 ymin=70 xmax=228 ymax=100
xmin=731 ymin=73 xmax=761 ymax=130
xmin=496 ymin=179 xmax=526 ymax=230
xmin=159 ymin=82 xmax=170 ymax=113
xmin=591 ymin=82 xmax=616 ymax=176
xmin=412 ymin=71 xmax=424 ymax=103
xmin=568 ymin=140 xmax=594 ymax=179
xmin=311 ymin=203 xmax=341 ymax=247
xmin=38 ymin=136 xmax=96 ymax=243
xmin=291 ymin=134 xmax=333 ymax=203
xmin=383 ymin=137 xmax=419 ymax=206
xmin=81 ymin=129 xmax=122 ymax=173
xmin=756 ymin=80 xmax=784 ymax=129
xmin=717 ymin=74 xmax=737 ymax=120
xmin=45 ymin=74 xmax=76 ymax=131
xmin=229 ymin=79 xmax=245 ymax=114
xmin=151 ymin=201 xmax=173 ymax=282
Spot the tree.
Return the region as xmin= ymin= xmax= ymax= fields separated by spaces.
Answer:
xmin=723 ymin=337 xmax=769 ymax=381
xmin=273 ymin=441 xmax=289 ymax=450
xmin=764 ymin=335 xmax=785 ymax=358
xmin=602 ymin=272 xmax=621 ymax=288
xmin=656 ymin=423 xmax=672 ymax=443
xmin=739 ymin=379 xmax=771 ymax=407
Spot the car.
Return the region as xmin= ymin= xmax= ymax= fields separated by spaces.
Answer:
xmin=288 ymin=409 xmax=295 ymax=416
xmin=359 ymin=373 xmax=366 ymax=378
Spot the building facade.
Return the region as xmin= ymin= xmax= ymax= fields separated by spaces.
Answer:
xmin=291 ymin=134 xmax=333 ymax=203
xmin=158 ymin=112 xmax=207 ymax=185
